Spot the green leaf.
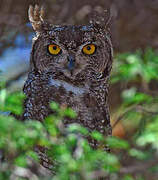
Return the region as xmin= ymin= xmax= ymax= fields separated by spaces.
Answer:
xmin=27 ymin=150 xmax=39 ymax=161
xmin=91 ymin=131 xmax=104 ymax=141
xmin=106 ymin=137 xmax=129 ymax=149
xmin=0 ymin=91 xmax=25 ymax=115
xmin=67 ymin=124 xmax=89 ymax=135
xmin=64 ymin=108 xmax=77 ymax=118
xmin=136 ymin=117 xmax=158 ymax=149
xmin=0 ymin=89 xmax=7 ymax=104
xmin=123 ymin=175 xmax=134 ymax=180
xmin=129 ymin=148 xmax=148 ymax=160
xmin=122 ymin=88 xmax=152 ymax=105
xmin=50 ymin=101 xmax=59 ymax=111
xmin=14 ymin=155 xmax=27 ymax=167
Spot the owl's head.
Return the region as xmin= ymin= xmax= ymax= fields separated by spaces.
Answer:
xmin=29 ymin=5 xmax=113 ymax=82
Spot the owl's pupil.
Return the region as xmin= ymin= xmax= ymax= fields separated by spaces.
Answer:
xmin=87 ymin=46 xmax=91 ymax=50
xmin=53 ymin=46 xmax=57 ymax=50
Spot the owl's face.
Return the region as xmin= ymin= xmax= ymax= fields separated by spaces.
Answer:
xmin=32 ymin=25 xmax=111 ymax=81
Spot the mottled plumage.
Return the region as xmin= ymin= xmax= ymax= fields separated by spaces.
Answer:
xmin=23 ymin=5 xmax=113 ymax=169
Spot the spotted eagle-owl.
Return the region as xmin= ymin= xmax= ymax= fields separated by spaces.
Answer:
xmin=23 ymin=4 xmax=113 ymax=158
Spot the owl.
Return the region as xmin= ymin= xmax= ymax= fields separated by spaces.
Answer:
xmin=23 ymin=4 xmax=113 ymax=169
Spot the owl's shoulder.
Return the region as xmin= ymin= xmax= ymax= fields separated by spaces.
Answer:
xmin=23 ymin=71 xmax=42 ymax=95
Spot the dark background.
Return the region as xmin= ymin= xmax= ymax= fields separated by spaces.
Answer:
xmin=1 ymin=0 xmax=158 ymax=52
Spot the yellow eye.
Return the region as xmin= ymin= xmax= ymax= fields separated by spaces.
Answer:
xmin=48 ymin=44 xmax=61 ymax=55
xmin=82 ymin=44 xmax=96 ymax=55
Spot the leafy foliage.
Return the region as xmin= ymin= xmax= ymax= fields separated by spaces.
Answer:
xmin=110 ymin=48 xmax=158 ymax=179
xmin=0 ymin=48 xmax=158 ymax=179
xmin=111 ymin=48 xmax=158 ymax=84
xmin=0 ymin=91 xmax=119 ymax=179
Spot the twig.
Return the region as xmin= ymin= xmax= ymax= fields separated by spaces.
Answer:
xmin=136 ymin=105 xmax=158 ymax=115
xmin=112 ymin=105 xmax=135 ymax=128
xmin=120 ymin=159 xmax=158 ymax=174
xmin=88 ymin=170 xmax=108 ymax=179
xmin=112 ymin=105 xmax=158 ymax=128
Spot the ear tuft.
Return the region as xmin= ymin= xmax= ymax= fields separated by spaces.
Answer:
xmin=28 ymin=4 xmax=45 ymax=34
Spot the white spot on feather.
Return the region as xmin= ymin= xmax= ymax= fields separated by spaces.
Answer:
xmin=49 ymin=78 xmax=86 ymax=95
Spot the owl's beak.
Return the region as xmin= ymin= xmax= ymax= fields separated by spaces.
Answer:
xmin=67 ymin=55 xmax=75 ymax=72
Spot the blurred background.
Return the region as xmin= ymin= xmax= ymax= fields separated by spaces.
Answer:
xmin=1 ymin=1 xmax=158 ymax=179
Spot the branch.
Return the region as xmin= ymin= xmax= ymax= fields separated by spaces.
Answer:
xmin=120 ymin=159 xmax=158 ymax=174
xmin=112 ymin=105 xmax=158 ymax=128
